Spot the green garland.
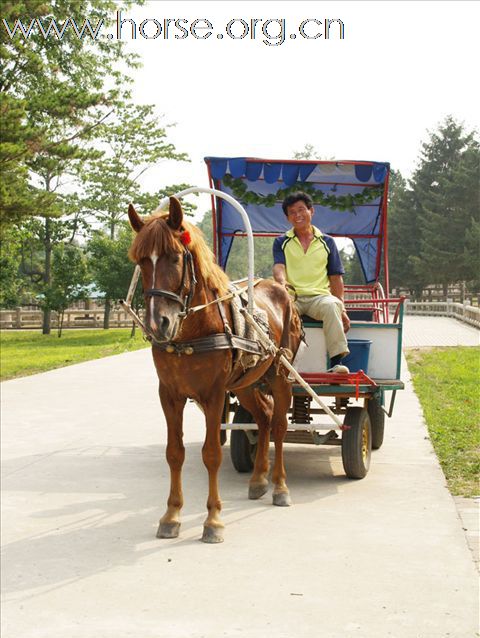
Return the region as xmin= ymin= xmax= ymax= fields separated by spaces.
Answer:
xmin=223 ymin=174 xmax=383 ymax=212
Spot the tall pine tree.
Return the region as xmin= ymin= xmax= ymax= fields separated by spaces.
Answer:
xmin=388 ymin=170 xmax=429 ymax=298
xmin=413 ymin=116 xmax=479 ymax=295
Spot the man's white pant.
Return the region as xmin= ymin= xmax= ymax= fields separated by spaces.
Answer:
xmin=295 ymin=294 xmax=349 ymax=359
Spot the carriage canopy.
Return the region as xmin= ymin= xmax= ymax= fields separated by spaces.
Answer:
xmin=204 ymin=157 xmax=391 ymax=287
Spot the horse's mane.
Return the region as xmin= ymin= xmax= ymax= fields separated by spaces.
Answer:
xmin=129 ymin=213 xmax=230 ymax=296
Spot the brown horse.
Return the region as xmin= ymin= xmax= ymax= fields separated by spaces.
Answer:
xmin=128 ymin=197 xmax=302 ymax=543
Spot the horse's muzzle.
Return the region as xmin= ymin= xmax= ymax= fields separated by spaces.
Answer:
xmin=148 ymin=308 xmax=181 ymax=343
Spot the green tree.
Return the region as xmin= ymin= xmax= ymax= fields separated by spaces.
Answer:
xmin=413 ymin=116 xmax=479 ymax=294
xmin=340 ymin=246 xmax=364 ymax=285
xmin=81 ymin=103 xmax=189 ymax=327
xmin=293 ymin=144 xmax=320 ymax=160
xmin=1 ymin=0 xmax=143 ymax=332
xmin=0 ymin=0 xmax=140 ymax=225
xmin=40 ymin=243 xmax=90 ymax=336
xmin=83 ymin=103 xmax=189 ymax=241
xmin=0 ymin=92 xmax=38 ymax=224
xmin=0 ymin=222 xmax=44 ymax=307
xmin=197 ymin=209 xmax=275 ymax=280
xmin=134 ymin=185 xmax=197 ymax=218
xmin=388 ymin=169 xmax=429 ymax=298
xmin=464 ymin=216 xmax=480 ymax=293
xmin=88 ymin=223 xmax=143 ymax=329
xmin=0 ymin=226 xmax=25 ymax=307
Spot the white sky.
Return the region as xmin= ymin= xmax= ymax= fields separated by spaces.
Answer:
xmin=119 ymin=0 xmax=479 ymax=221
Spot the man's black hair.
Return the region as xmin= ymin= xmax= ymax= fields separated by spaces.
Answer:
xmin=282 ymin=191 xmax=314 ymax=215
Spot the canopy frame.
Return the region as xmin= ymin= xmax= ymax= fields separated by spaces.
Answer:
xmin=205 ymin=157 xmax=391 ymax=293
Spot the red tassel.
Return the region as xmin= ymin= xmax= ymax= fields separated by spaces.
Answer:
xmin=180 ymin=230 xmax=191 ymax=246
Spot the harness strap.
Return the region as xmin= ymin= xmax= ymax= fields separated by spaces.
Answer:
xmin=144 ymin=248 xmax=197 ymax=314
xmin=152 ymin=333 xmax=263 ymax=356
xmin=144 ymin=289 xmax=184 ymax=305
xmin=216 ymin=293 xmax=233 ymax=338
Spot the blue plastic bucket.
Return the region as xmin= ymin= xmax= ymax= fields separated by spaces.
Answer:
xmin=342 ymin=339 xmax=372 ymax=373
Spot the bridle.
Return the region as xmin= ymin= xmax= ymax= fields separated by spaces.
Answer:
xmin=144 ymin=247 xmax=197 ymax=318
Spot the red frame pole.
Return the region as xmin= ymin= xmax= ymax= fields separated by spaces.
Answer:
xmin=382 ymin=168 xmax=391 ymax=297
xmin=206 ymin=162 xmax=220 ymax=262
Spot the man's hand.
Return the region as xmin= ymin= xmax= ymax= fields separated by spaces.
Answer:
xmin=341 ymin=310 xmax=350 ymax=333
xmin=284 ymin=282 xmax=297 ymax=300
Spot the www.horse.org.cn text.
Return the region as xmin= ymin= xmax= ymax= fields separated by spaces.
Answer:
xmin=2 ymin=13 xmax=346 ymax=47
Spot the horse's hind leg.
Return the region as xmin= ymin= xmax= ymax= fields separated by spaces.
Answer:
xmin=157 ymin=386 xmax=186 ymax=539
xmin=235 ymin=388 xmax=273 ymax=500
xmin=270 ymin=378 xmax=293 ymax=507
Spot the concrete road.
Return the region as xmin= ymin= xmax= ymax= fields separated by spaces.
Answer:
xmin=1 ymin=317 xmax=479 ymax=638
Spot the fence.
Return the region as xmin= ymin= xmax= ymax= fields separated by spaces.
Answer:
xmin=0 ymin=308 xmax=141 ymax=330
xmin=1 ymin=301 xmax=479 ymax=331
xmin=405 ymin=299 xmax=480 ymax=329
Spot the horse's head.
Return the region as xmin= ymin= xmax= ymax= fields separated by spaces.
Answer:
xmin=128 ymin=197 xmax=196 ymax=343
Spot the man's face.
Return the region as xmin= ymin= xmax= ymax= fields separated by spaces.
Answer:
xmin=285 ymin=200 xmax=314 ymax=233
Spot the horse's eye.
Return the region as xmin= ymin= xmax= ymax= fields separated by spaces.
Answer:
xmin=171 ymin=254 xmax=181 ymax=264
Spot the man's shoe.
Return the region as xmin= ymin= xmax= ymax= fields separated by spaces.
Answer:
xmin=328 ymin=364 xmax=350 ymax=374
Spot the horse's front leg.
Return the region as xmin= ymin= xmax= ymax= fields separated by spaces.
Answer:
xmin=157 ymin=385 xmax=186 ymax=539
xmin=201 ymin=390 xmax=226 ymax=543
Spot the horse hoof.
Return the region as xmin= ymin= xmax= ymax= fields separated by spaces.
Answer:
xmin=157 ymin=522 xmax=180 ymax=539
xmin=248 ymin=483 xmax=268 ymax=500
xmin=272 ymin=492 xmax=291 ymax=507
xmin=201 ymin=526 xmax=224 ymax=544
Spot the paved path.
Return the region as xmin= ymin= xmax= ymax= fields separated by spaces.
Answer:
xmin=1 ymin=317 xmax=478 ymax=638
xmin=402 ymin=315 xmax=479 ymax=348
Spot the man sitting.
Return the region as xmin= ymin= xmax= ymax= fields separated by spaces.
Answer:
xmin=272 ymin=191 xmax=350 ymax=373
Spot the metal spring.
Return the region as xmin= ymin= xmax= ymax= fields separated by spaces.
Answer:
xmin=290 ymin=395 xmax=312 ymax=424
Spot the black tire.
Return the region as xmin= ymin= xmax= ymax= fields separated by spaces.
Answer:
xmin=341 ymin=407 xmax=372 ymax=479
xmin=230 ymin=405 xmax=257 ymax=473
xmin=368 ymin=396 xmax=385 ymax=450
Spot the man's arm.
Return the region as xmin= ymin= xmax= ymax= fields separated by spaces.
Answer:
xmin=273 ymin=263 xmax=288 ymax=286
xmin=329 ymin=274 xmax=350 ymax=332
xmin=273 ymin=263 xmax=296 ymax=298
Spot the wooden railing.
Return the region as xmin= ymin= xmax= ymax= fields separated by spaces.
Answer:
xmin=405 ymin=300 xmax=480 ymax=329
xmin=0 ymin=308 xmax=143 ymax=330
xmin=1 ymin=301 xmax=478 ymax=331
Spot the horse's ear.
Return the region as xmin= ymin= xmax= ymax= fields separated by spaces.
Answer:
xmin=128 ymin=204 xmax=144 ymax=233
xmin=168 ymin=196 xmax=183 ymax=231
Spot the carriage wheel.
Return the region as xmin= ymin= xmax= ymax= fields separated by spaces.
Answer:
xmin=368 ymin=396 xmax=385 ymax=450
xmin=341 ymin=407 xmax=372 ymax=479
xmin=230 ymin=405 xmax=257 ymax=473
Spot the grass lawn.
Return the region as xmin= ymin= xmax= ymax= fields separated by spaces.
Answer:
xmin=0 ymin=329 xmax=150 ymax=381
xmin=406 ymin=346 xmax=480 ymax=497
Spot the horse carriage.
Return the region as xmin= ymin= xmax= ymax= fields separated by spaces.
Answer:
xmin=203 ymin=157 xmax=405 ymax=480
xmin=121 ymin=156 xmax=405 ymax=543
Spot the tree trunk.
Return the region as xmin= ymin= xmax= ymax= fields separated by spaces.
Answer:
xmin=42 ymin=217 xmax=52 ymax=335
xmin=42 ymin=308 xmax=51 ymax=334
xmin=58 ymin=310 xmax=64 ymax=337
xmin=103 ymin=298 xmax=111 ymax=329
